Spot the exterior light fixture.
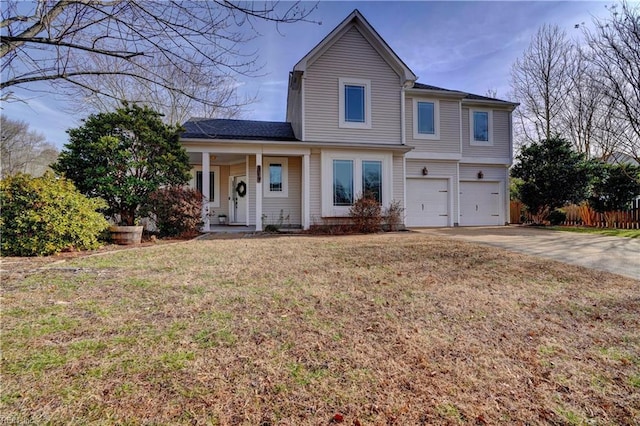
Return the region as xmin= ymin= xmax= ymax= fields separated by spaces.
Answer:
xmin=477 ymin=170 xmax=484 ymax=179
xmin=422 ymin=167 xmax=429 ymax=176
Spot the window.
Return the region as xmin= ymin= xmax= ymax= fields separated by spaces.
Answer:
xmin=269 ymin=164 xmax=282 ymax=192
xmin=196 ymin=171 xmax=215 ymax=201
xmin=470 ymin=109 xmax=493 ymax=145
xmin=333 ymin=160 xmax=353 ymax=206
xmin=345 ymin=85 xmax=365 ymax=123
xmin=264 ymin=157 xmax=288 ymax=198
xmin=413 ymin=99 xmax=440 ymax=140
xmin=362 ymin=160 xmax=382 ymax=203
xmin=339 ymin=78 xmax=371 ymax=129
xmin=322 ymin=151 xmax=392 ymax=217
xmin=193 ymin=166 xmax=220 ymax=207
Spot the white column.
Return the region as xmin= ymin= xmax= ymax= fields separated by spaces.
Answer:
xmin=302 ymin=154 xmax=310 ymax=230
xmin=202 ymin=152 xmax=210 ymax=231
xmin=255 ymin=153 xmax=263 ymax=231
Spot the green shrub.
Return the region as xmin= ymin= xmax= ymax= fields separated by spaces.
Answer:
xmin=548 ymin=209 xmax=567 ymax=226
xmin=349 ymin=193 xmax=382 ymax=233
xmin=1 ymin=172 xmax=109 ymax=256
xmin=142 ymin=186 xmax=203 ymax=237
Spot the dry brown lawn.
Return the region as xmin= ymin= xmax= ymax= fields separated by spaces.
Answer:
xmin=1 ymin=233 xmax=638 ymax=425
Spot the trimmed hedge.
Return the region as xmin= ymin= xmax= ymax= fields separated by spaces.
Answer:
xmin=1 ymin=172 xmax=109 ymax=256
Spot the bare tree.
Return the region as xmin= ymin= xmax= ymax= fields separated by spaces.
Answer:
xmin=1 ymin=116 xmax=59 ymax=178
xmin=584 ymin=1 xmax=640 ymax=162
xmin=68 ymin=53 xmax=251 ymax=124
xmin=1 ymin=1 xmax=317 ymax=117
xmin=510 ymin=24 xmax=573 ymax=144
xmin=559 ymin=47 xmax=610 ymax=158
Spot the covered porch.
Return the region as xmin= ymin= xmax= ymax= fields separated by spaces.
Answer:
xmin=185 ymin=147 xmax=311 ymax=232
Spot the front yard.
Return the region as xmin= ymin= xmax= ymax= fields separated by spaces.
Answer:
xmin=1 ymin=233 xmax=638 ymax=425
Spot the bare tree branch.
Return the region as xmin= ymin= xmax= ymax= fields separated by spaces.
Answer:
xmin=1 ymin=1 xmax=319 ymax=118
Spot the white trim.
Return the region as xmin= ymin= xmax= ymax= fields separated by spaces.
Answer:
xmin=245 ymin=157 xmax=250 ymax=226
xmin=321 ymin=150 xmax=392 ymax=217
xmin=263 ymin=156 xmax=289 ymax=198
xmin=302 ymin=154 xmax=310 ymax=230
xmin=460 ymin=157 xmax=511 ymax=165
xmin=339 ymin=77 xmax=372 ymax=129
xmin=469 ymin=108 xmax=493 ymax=146
xmin=406 ymin=152 xmax=462 ymax=160
xmin=412 ymin=98 xmax=440 ymax=140
xmin=301 ymin=76 xmax=306 ymax=141
xmin=255 ymin=153 xmax=263 ymax=231
xmin=400 ymin=87 xmax=406 ymax=145
xmin=455 ymin=162 xmax=461 ymax=226
xmin=201 ymin=153 xmax=210 ymax=230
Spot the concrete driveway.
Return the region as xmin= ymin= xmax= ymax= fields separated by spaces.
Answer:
xmin=414 ymin=226 xmax=640 ymax=280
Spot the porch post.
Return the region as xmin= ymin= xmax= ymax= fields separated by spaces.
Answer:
xmin=302 ymin=154 xmax=310 ymax=230
xmin=202 ymin=152 xmax=210 ymax=231
xmin=255 ymin=152 xmax=263 ymax=231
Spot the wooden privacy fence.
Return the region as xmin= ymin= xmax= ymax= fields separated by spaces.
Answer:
xmin=510 ymin=200 xmax=640 ymax=229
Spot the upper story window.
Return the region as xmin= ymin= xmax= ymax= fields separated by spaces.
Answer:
xmin=413 ymin=98 xmax=440 ymax=140
xmin=470 ymin=109 xmax=493 ymax=145
xmin=339 ymin=78 xmax=371 ymax=129
xmin=264 ymin=157 xmax=288 ymax=198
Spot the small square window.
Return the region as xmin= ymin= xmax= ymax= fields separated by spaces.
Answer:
xmin=264 ymin=157 xmax=288 ymax=198
xmin=473 ymin=111 xmax=489 ymax=142
xmin=417 ymin=102 xmax=435 ymax=135
xmin=339 ymin=78 xmax=371 ymax=129
xmin=470 ymin=109 xmax=492 ymax=145
xmin=269 ymin=164 xmax=282 ymax=192
xmin=345 ymin=85 xmax=365 ymax=123
xmin=413 ymin=99 xmax=439 ymax=140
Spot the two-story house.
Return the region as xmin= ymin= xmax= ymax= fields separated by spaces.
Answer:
xmin=180 ymin=10 xmax=518 ymax=231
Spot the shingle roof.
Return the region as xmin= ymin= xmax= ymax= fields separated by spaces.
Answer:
xmin=181 ymin=118 xmax=298 ymax=141
xmin=412 ymin=82 xmax=515 ymax=104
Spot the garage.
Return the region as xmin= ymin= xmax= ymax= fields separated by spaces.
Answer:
xmin=405 ymin=178 xmax=450 ymax=227
xmin=459 ymin=181 xmax=502 ymax=226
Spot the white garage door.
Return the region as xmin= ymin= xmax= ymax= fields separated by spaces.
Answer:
xmin=460 ymin=181 xmax=502 ymax=226
xmin=406 ymin=178 xmax=449 ymax=227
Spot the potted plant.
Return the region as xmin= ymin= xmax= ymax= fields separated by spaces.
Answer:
xmin=218 ymin=214 xmax=227 ymax=225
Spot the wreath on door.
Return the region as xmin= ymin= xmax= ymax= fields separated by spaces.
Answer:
xmin=235 ymin=181 xmax=247 ymax=198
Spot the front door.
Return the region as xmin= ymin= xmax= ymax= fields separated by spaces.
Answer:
xmin=231 ymin=175 xmax=247 ymax=224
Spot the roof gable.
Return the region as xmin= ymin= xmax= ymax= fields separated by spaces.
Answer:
xmin=293 ymin=9 xmax=416 ymax=84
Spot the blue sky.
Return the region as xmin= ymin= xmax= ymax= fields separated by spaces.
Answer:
xmin=2 ymin=1 xmax=612 ymax=149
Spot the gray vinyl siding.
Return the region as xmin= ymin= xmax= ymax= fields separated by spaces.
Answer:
xmin=462 ymin=108 xmax=511 ymax=158
xmin=406 ymin=159 xmax=459 ymax=222
xmin=304 ymin=27 xmax=402 ymax=144
xmin=287 ymin=87 xmax=303 ymax=140
xmin=392 ymin=155 xmax=404 ymax=208
xmin=262 ymin=157 xmax=302 ymax=227
xmin=405 ymin=98 xmax=460 ymax=153
xmin=309 ymin=150 xmax=322 ymax=223
xmin=459 ymin=164 xmax=506 ymax=181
